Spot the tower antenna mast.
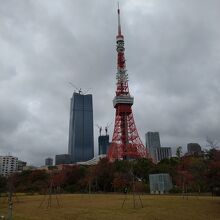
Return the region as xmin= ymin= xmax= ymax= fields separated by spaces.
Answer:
xmin=107 ymin=5 xmax=149 ymax=161
xmin=117 ymin=2 xmax=122 ymax=36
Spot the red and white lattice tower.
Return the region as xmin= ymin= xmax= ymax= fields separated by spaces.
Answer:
xmin=107 ymin=6 xmax=150 ymax=161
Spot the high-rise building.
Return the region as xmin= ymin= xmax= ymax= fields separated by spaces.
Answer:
xmin=145 ymin=132 xmax=172 ymax=163
xmin=145 ymin=132 xmax=161 ymax=149
xmin=187 ymin=143 xmax=202 ymax=155
xmin=145 ymin=132 xmax=161 ymax=160
xmin=98 ymin=135 xmax=110 ymax=155
xmin=68 ymin=92 xmax=94 ymax=163
xmin=45 ymin=157 xmax=53 ymax=166
xmin=155 ymin=147 xmax=172 ymax=162
xmin=55 ymin=154 xmax=71 ymax=165
xmin=0 ymin=156 xmax=18 ymax=176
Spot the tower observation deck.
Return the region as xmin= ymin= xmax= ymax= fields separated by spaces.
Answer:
xmin=107 ymin=6 xmax=149 ymax=161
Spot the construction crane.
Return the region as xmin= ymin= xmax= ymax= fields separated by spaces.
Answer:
xmin=68 ymin=82 xmax=91 ymax=95
xmin=96 ymin=124 xmax=102 ymax=136
xmin=105 ymin=122 xmax=113 ymax=135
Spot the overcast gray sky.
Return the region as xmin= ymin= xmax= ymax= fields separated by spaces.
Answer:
xmin=0 ymin=0 xmax=219 ymax=165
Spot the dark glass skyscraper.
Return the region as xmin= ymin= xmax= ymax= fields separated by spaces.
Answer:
xmin=98 ymin=135 xmax=110 ymax=155
xmin=145 ymin=131 xmax=161 ymax=162
xmin=145 ymin=132 xmax=161 ymax=149
xmin=68 ymin=92 xmax=94 ymax=163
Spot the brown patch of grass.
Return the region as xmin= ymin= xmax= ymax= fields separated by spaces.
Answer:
xmin=0 ymin=194 xmax=220 ymax=220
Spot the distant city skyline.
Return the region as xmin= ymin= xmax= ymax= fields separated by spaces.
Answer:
xmin=0 ymin=0 xmax=220 ymax=165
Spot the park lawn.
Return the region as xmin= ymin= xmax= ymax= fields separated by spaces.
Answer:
xmin=0 ymin=194 xmax=220 ymax=220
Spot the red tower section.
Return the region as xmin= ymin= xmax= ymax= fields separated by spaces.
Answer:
xmin=107 ymin=7 xmax=149 ymax=161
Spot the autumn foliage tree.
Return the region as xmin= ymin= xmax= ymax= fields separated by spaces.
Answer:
xmin=206 ymin=149 xmax=220 ymax=195
xmin=1 ymin=148 xmax=218 ymax=195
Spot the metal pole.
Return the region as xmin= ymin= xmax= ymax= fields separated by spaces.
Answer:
xmin=7 ymin=191 xmax=13 ymax=220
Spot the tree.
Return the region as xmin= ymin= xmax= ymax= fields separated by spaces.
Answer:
xmin=153 ymin=157 xmax=179 ymax=181
xmin=206 ymin=149 xmax=220 ymax=195
xmin=206 ymin=136 xmax=219 ymax=149
xmin=95 ymin=158 xmax=114 ymax=192
xmin=113 ymin=159 xmax=130 ymax=173
xmin=175 ymin=156 xmax=195 ymax=195
xmin=15 ymin=170 xmax=49 ymax=193
xmin=63 ymin=165 xmax=87 ymax=193
xmin=0 ymin=176 xmax=7 ymax=193
xmin=132 ymin=158 xmax=154 ymax=183
xmin=188 ymin=157 xmax=207 ymax=193
xmin=112 ymin=172 xmax=130 ymax=192
xmin=80 ymin=165 xmax=97 ymax=193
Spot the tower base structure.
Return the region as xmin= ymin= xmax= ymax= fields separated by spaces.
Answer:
xmin=107 ymin=96 xmax=148 ymax=161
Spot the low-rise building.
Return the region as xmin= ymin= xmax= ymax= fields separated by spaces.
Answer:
xmin=149 ymin=173 xmax=173 ymax=194
xmin=77 ymin=154 xmax=106 ymax=166
xmin=0 ymin=156 xmax=18 ymax=176
xmin=17 ymin=160 xmax=27 ymax=171
xmin=45 ymin=157 xmax=53 ymax=166
xmin=55 ymin=154 xmax=71 ymax=165
xmin=23 ymin=165 xmax=37 ymax=171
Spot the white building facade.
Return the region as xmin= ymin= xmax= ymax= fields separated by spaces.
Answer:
xmin=0 ymin=156 xmax=18 ymax=176
xmin=149 ymin=173 xmax=173 ymax=194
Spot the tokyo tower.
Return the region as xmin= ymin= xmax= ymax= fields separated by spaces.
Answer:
xmin=107 ymin=6 xmax=149 ymax=161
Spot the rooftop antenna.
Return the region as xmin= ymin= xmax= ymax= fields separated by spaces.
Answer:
xmin=96 ymin=124 xmax=102 ymax=136
xmin=117 ymin=2 xmax=122 ymax=36
xmin=105 ymin=122 xmax=113 ymax=135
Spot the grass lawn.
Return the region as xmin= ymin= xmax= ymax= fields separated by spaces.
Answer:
xmin=0 ymin=194 xmax=220 ymax=220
